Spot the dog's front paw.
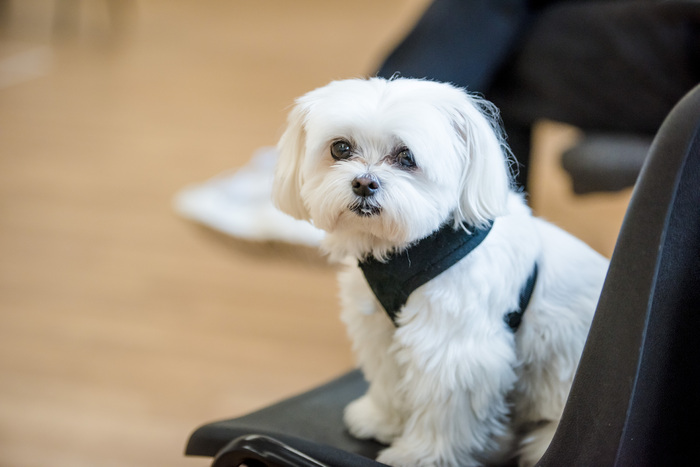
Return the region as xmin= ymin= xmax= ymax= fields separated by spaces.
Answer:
xmin=376 ymin=445 xmax=419 ymax=467
xmin=344 ymin=395 xmax=402 ymax=444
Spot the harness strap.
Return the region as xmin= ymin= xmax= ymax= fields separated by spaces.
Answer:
xmin=504 ymin=263 xmax=538 ymax=332
xmin=358 ymin=221 xmax=537 ymax=331
xmin=359 ymin=222 xmax=492 ymax=324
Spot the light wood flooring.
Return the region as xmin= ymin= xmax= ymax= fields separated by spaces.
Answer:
xmin=0 ymin=1 xmax=631 ymax=466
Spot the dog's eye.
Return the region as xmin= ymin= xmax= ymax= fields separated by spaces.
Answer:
xmin=330 ymin=140 xmax=353 ymax=160
xmin=397 ymin=148 xmax=415 ymax=169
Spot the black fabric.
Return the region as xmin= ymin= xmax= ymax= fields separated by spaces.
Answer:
xmin=492 ymin=0 xmax=700 ymax=189
xmin=358 ymin=222 xmax=492 ymax=325
xmin=538 ymin=85 xmax=700 ymax=466
xmin=490 ymin=1 xmax=700 ymax=134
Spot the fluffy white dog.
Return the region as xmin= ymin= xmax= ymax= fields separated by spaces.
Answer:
xmin=272 ymin=77 xmax=609 ymax=467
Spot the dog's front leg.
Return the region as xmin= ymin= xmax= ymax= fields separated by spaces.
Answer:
xmin=344 ymin=371 xmax=404 ymax=444
xmin=341 ymin=292 xmax=405 ymax=444
xmin=377 ymin=321 xmax=517 ymax=467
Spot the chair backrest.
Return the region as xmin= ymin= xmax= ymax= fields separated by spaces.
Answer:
xmin=538 ymin=84 xmax=700 ymax=466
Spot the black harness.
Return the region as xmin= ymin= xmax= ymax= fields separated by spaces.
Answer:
xmin=358 ymin=221 xmax=538 ymax=332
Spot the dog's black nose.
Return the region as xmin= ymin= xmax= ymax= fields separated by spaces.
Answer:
xmin=352 ymin=175 xmax=380 ymax=197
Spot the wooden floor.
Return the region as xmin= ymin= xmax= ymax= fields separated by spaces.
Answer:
xmin=0 ymin=1 xmax=631 ymax=466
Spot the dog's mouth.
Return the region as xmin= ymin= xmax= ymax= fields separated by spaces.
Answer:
xmin=349 ymin=199 xmax=382 ymax=217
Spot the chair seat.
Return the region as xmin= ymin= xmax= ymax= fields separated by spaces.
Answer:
xmin=185 ymin=369 xmax=386 ymax=464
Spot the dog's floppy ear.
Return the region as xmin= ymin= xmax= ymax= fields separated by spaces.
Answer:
xmin=450 ymin=92 xmax=514 ymax=227
xmin=273 ymin=102 xmax=311 ymax=220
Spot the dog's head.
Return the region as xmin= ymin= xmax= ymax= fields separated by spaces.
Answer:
xmin=273 ymin=77 xmax=514 ymax=258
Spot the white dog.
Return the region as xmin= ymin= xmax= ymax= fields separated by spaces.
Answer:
xmin=272 ymin=77 xmax=609 ymax=467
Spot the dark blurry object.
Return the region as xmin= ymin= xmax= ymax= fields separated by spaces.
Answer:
xmin=561 ymin=133 xmax=653 ymax=194
xmin=184 ymin=83 xmax=700 ymax=466
xmin=378 ymin=0 xmax=700 ymax=191
xmin=492 ymin=1 xmax=700 ymax=193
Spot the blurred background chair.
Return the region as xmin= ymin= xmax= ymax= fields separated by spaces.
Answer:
xmin=560 ymin=132 xmax=652 ymax=195
xmin=185 ymin=83 xmax=700 ymax=467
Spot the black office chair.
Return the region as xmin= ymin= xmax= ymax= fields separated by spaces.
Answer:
xmin=186 ymin=83 xmax=700 ymax=467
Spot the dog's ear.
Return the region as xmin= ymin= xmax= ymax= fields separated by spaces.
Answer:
xmin=273 ymin=102 xmax=311 ymax=220
xmin=449 ymin=92 xmax=514 ymax=228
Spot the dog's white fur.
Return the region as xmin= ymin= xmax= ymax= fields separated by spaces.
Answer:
xmin=272 ymin=77 xmax=609 ymax=467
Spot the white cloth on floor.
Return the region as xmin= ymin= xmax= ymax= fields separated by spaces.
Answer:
xmin=173 ymin=147 xmax=325 ymax=247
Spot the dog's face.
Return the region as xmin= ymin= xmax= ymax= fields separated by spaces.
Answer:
xmin=273 ymin=78 xmax=513 ymax=257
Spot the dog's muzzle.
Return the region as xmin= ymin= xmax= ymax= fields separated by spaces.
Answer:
xmin=349 ymin=174 xmax=381 ymax=216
